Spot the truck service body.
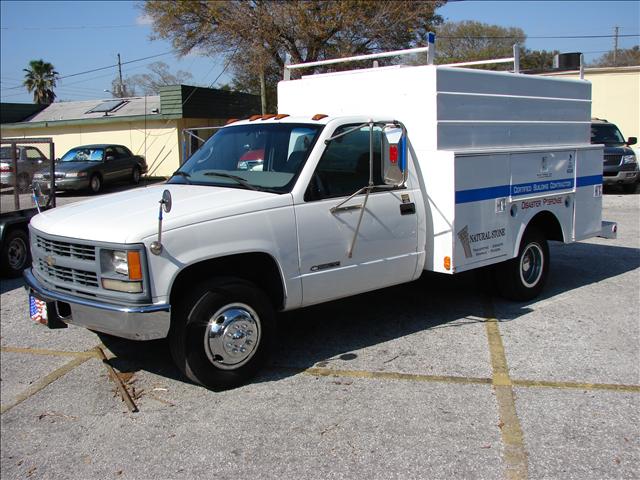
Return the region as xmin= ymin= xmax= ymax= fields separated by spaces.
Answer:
xmin=25 ymin=50 xmax=614 ymax=389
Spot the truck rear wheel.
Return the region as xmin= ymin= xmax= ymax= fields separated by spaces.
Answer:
xmin=169 ymin=278 xmax=274 ymax=390
xmin=495 ymin=227 xmax=549 ymax=301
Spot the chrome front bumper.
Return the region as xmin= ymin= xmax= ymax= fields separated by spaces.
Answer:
xmin=603 ymin=170 xmax=639 ymax=185
xmin=24 ymin=269 xmax=170 ymax=340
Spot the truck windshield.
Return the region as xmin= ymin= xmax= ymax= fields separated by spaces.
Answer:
xmin=591 ymin=124 xmax=626 ymax=146
xmin=169 ymin=123 xmax=323 ymax=193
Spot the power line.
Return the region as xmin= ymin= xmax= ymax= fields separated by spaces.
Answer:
xmin=1 ymin=24 xmax=141 ymax=31
xmin=1 ymin=51 xmax=177 ymax=91
xmin=60 ymin=51 xmax=176 ymax=80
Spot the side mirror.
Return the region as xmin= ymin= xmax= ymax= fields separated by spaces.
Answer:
xmin=381 ymin=124 xmax=407 ymax=187
xmin=106 ymin=155 xmax=115 ymax=162
xmin=627 ymin=137 xmax=637 ymax=146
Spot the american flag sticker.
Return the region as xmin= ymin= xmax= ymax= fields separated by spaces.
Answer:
xmin=29 ymin=296 xmax=48 ymax=325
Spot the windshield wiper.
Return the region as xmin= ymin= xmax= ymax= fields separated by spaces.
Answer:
xmin=203 ymin=172 xmax=258 ymax=191
xmin=170 ymin=170 xmax=192 ymax=184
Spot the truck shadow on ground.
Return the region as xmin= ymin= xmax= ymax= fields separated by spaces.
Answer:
xmin=0 ymin=276 xmax=24 ymax=295
xmin=99 ymin=240 xmax=639 ymax=388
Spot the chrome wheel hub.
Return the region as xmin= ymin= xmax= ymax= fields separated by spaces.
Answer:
xmin=520 ymin=243 xmax=543 ymax=288
xmin=204 ymin=303 xmax=260 ymax=370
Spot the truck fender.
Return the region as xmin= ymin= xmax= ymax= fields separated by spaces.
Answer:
xmin=168 ymin=251 xmax=288 ymax=313
xmin=512 ymin=210 xmax=565 ymax=258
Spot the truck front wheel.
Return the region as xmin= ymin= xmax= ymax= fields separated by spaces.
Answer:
xmin=169 ymin=278 xmax=274 ymax=390
xmin=495 ymin=228 xmax=549 ymax=301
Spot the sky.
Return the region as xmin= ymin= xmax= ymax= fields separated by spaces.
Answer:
xmin=1 ymin=0 xmax=638 ymax=104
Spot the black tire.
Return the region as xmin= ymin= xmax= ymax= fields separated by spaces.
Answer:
xmin=169 ymin=277 xmax=275 ymax=390
xmin=89 ymin=174 xmax=102 ymax=194
xmin=131 ymin=166 xmax=141 ymax=185
xmin=17 ymin=173 xmax=31 ymax=193
xmin=0 ymin=229 xmax=31 ymax=277
xmin=495 ymin=227 xmax=549 ymax=301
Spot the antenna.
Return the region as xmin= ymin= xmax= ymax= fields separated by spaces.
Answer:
xmin=613 ymin=26 xmax=620 ymax=66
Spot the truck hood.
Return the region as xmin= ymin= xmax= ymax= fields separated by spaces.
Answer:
xmin=602 ymin=145 xmax=635 ymax=156
xmin=30 ymin=184 xmax=292 ymax=244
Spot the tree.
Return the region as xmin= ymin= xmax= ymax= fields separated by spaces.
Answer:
xmin=434 ymin=21 xmax=525 ymax=68
xmin=143 ymin=0 xmax=445 ymax=111
xmin=591 ymin=46 xmax=640 ymax=67
xmin=110 ymin=77 xmax=137 ymax=98
xmin=23 ymin=59 xmax=59 ymax=104
xmin=109 ymin=61 xmax=194 ymax=97
xmin=129 ymin=61 xmax=194 ymax=95
xmin=520 ymin=48 xmax=559 ymax=71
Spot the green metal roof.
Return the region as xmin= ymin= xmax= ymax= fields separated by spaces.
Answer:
xmin=0 ymin=103 xmax=47 ymax=124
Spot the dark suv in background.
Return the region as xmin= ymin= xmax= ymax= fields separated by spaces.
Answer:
xmin=591 ymin=118 xmax=638 ymax=193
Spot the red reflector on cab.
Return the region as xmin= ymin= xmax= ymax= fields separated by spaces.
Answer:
xmin=389 ymin=145 xmax=398 ymax=164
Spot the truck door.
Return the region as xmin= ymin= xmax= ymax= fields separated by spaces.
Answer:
xmin=294 ymin=124 xmax=419 ymax=306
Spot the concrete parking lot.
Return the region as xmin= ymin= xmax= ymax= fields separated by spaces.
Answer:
xmin=1 ymin=189 xmax=638 ymax=479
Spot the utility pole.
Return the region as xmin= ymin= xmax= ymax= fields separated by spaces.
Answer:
xmin=613 ymin=26 xmax=619 ymax=66
xmin=117 ymin=53 xmax=124 ymax=97
xmin=259 ymin=66 xmax=266 ymax=115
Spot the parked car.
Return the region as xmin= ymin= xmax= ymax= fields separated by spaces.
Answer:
xmin=0 ymin=145 xmax=49 ymax=192
xmin=34 ymin=144 xmax=147 ymax=194
xmin=591 ymin=119 xmax=638 ymax=193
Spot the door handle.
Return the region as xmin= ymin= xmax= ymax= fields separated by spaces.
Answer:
xmin=400 ymin=202 xmax=415 ymax=215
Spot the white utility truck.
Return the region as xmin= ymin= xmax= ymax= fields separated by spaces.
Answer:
xmin=25 ymin=46 xmax=615 ymax=389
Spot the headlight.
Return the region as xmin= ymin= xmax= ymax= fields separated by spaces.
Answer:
xmin=100 ymin=249 xmax=144 ymax=293
xmin=112 ymin=251 xmax=130 ymax=275
xmin=622 ymin=154 xmax=636 ymax=164
xmin=65 ymin=171 xmax=88 ymax=178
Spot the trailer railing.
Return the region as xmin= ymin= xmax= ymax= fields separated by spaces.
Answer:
xmin=0 ymin=137 xmax=55 ymax=212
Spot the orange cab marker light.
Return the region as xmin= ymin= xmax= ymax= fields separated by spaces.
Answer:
xmin=275 ymin=114 xmax=289 ymax=120
xmin=261 ymin=114 xmax=277 ymax=120
xmin=444 ymin=256 xmax=451 ymax=271
xmin=127 ymin=251 xmax=143 ymax=281
xmin=249 ymin=114 xmax=262 ymax=121
xmin=312 ymin=114 xmax=328 ymax=121
xmin=225 ymin=118 xmax=240 ymax=125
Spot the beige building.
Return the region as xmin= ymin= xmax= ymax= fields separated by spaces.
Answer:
xmin=0 ymin=86 xmax=260 ymax=178
xmin=543 ymin=65 xmax=640 ymax=141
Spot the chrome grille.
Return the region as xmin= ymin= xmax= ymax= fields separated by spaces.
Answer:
xmin=36 ymin=259 xmax=99 ymax=288
xmin=35 ymin=235 xmax=96 ymax=261
xmin=604 ymin=155 xmax=621 ymax=167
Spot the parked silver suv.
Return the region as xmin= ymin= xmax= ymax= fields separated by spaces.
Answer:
xmin=591 ymin=119 xmax=638 ymax=193
xmin=0 ymin=145 xmax=50 ymax=192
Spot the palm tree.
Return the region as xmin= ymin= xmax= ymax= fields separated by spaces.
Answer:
xmin=23 ymin=59 xmax=59 ymax=104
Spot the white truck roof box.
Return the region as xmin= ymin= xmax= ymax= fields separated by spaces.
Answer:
xmin=278 ymin=64 xmax=592 ymax=151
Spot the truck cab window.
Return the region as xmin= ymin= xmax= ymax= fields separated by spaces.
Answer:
xmin=307 ymin=125 xmax=382 ymax=201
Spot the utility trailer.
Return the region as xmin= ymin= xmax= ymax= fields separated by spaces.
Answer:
xmin=0 ymin=138 xmax=55 ymax=276
xmin=24 ymin=44 xmax=616 ymax=390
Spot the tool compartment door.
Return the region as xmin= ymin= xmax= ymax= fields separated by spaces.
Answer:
xmin=453 ymin=153 xmax=511 ymax=272
xmin=573 ymin=147 xmax=603 ymax=241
